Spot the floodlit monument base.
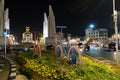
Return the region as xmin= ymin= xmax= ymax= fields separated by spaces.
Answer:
xmin=45 ymin=37 xmax=56 ymax=46
xmin=40 ymin=38 xmax=46 ymax=50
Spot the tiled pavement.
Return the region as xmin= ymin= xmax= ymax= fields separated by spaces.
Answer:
xmin=0 ymin=53 xmax=28 ymax=80
xmin=0 ymin=60 xmax=4 ymax=72
xmin=0 ymin=55 xmax=10 ymax=80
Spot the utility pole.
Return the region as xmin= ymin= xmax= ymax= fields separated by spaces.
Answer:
xmin=113 ymin=0 xmax=119 ymax=64
xmin=4 ymin=29 xmax=7 ymax=54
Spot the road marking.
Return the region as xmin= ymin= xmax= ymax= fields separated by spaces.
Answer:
xmin=10 ymin=62 xmax=15 ymax=64
xmin=11 ymin=68 xmax=16 ymax=71
xmin=0 ymin=54 xmax=17 ymax=79
xmin=11 ymin=64 xmax=16 ymax=67
xmin=10 ymin=72 xmax=16 ymax=77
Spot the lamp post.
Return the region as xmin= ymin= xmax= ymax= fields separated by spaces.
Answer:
xmin=89 ymin=24 xmax=95 ymax=31
xmin=90 ymin=24 xmax=94 ymax=28
xmin=4 ymin=30 xmax=7 ymax=54
xmin=85 ymin=24 xmax=95 ymax=41
xmin=113 ymin=0 xmax=119 ymax=64
xmin=56 ymin=26 xmax=67 ymax=43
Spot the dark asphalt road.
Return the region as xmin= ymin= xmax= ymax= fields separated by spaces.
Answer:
xmin=84 ymin=45 xmax=120 ymax=64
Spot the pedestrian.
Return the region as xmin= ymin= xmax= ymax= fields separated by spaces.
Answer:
xmin=33 ymin=45 xmax=38 ymax=56
xmin=33 ymin=45 xmax=41 ymax=57
xmin=37 ymin=46 xmax=41 ymax=57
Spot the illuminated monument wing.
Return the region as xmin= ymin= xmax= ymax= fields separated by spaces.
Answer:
xmin=0 ymin=0 xmax=9 ymax=45
xmin=0 ymin=0 xmax=10 ymax=36
xmin=0 ymin=0 xmax=4 ymax=36
xmin=4 ymin=8 xmax=10 ymax=36
xmin=43 ymin=5 xmax=56 ymax=46
xmin=43 ymin=13 xmax=48 ymax=40
xmin=0 ymin=0 xmax=14 ymax=46
xmin=48 ymin=5 xmax=56 ymax=37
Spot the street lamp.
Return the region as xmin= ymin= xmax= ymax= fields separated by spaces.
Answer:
xmin=56 ymin=26 xmax=67 ymax=43
xmin=4 ymin=30 xmax=7 ymax=54
xmin=90 ymin=24 xmax=94 ymax=29
xmin=113 ymin=0 xmax=119 ymax=64
xmin=89 ymin=24 xmax=95 ymax=31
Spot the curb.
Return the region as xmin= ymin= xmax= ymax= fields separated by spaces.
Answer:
xmin=0 ymin=54 xmax=17 ymax=80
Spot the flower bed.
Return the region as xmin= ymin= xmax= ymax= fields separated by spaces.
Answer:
xmin=16 ymin=50 xmax=120 ymax=80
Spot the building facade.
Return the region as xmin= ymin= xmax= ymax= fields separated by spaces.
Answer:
xmin=86 ymin=28 xmax=108 ymax=41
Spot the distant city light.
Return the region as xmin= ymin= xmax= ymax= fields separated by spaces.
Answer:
xmin=4 ymin=32 xmax=7 ymax=36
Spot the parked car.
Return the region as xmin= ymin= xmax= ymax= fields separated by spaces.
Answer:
xmin=0 ymin=45 xmax=4 ymax=52
xmin=108 ymin=42 xmax=115 ymax=51
xmin=4 ymin=46 xmax=11 ymax=53
xmin=0 ymin=45 xmax=11 ymax=53
xmin=108 ymin=42 xmax=120 ymax=51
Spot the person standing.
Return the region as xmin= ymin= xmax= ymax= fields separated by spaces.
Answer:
xmin=33 ymin=45 xmax=41 ymax=57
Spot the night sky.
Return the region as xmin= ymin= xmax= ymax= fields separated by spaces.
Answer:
xmin=5 ymin=0 xmax=120 ymax=39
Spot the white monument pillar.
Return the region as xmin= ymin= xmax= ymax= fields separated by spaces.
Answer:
xmin=48 ymin=5 xmax=56 ymax=37
xmin=0 ymin=0 xmax=4 ymax=36
xmin=0 ymin=1 xmax=10 ymax=46
xmin=44 ymin=5 xmax=56 ymax=46
xmin=43 ymin=13 xmax=48 ymax=40
xmin=4 ymin=8 xmax=10 ymax=36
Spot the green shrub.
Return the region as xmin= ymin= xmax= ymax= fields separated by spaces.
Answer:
xmin=16 ymin=50 xmax=120 ymax=80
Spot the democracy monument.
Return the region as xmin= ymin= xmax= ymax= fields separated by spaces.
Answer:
xmin=43 ymin=5 xmax=56 ymax=46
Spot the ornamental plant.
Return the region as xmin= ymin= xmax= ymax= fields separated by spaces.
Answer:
xmin=16 ymin=50 xmax=120 ymax=80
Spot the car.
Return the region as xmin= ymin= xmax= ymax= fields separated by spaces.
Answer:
xmin=0 ymin=45 xmax=4 ymax=52
xmin=78 ymin=43 xmax=83 ymax=48
xmin=103 ymin=44 xmax=108 ymax=48
xmin=95 ymin=44 xmax=99 ymax=47
xmin=0 ymin=45 xmax=11 ymax=53
xmin=108 ymin=42 xmax=120 ymax=51
xmin=78 ymin=43 xmax=83 ymax=52
xmin=108 ymin=42 xmax=115 ymax=51
xmin=84 ymin=44 xmax=90 ymax=51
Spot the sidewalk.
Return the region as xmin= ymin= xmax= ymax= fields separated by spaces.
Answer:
xmin=6 ymin=53 xmax=29 ymax=80
xmin=16 ymin=74 xmax=28 ymax=80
